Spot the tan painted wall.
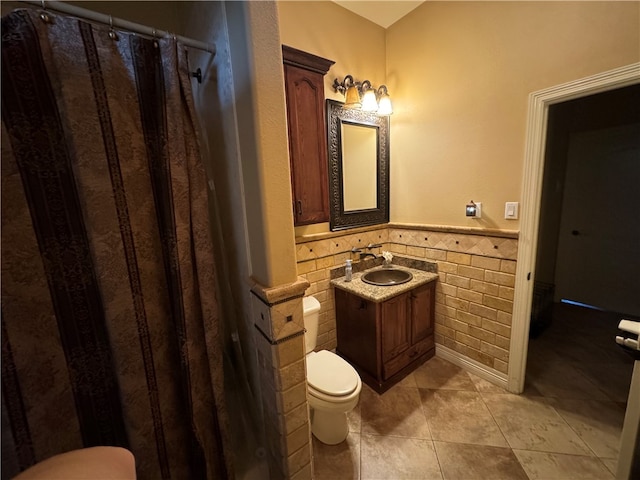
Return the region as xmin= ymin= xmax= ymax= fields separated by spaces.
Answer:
xmin=228 ymin=1 xmax=298 ymax=287
xmin=386 ymin=1 xmax=640 ymax=230
xmin=277 ymin=0 xmax=386 ymax=236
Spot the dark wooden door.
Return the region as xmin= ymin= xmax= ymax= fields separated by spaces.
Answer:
xmin=381 ymin=293 xmax=411 ymax=363
xmin=335 ymin=289 xmax=378 ymax=376
xmin=283 ymin=63 xmax=329 ymax=225
xmin=411 ymin=283 xmax=435 ymax=345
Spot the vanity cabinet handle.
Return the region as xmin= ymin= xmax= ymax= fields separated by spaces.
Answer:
xmin=296 ymin=200 xmax=303 ymax=216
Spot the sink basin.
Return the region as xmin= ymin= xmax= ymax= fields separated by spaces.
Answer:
xmin=361 ymin=269 xmax=413 ymax=286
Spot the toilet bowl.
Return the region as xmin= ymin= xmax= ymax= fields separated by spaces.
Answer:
xmin=303 ymin=296 xmax=362 ymax=445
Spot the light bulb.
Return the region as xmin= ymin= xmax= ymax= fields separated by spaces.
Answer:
xmin=377 ymin=95 xmax=393 ymax=115
xmin=361 ymin=89 xmax=378 ymax=112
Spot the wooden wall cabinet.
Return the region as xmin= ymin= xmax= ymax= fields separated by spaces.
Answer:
xmin=282 ymin=46 xmax=334 ymax=225
xmin=335 ymin=282 xmax=436 ymax=393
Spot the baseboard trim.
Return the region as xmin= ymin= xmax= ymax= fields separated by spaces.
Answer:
xmin=435 ymin=345 xmax=509 ymax=391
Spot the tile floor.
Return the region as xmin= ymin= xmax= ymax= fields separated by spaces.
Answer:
xmin=313 ymin=303 xmax=635 ymax=479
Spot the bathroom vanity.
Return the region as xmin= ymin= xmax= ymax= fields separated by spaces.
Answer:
xmin=332 ymin=266 xmax=438 ymax=393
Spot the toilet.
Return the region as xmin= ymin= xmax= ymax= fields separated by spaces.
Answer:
xmin=303 ymin=295 xmax=362 ymax=445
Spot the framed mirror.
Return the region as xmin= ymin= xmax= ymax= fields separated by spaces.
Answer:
xmin=326 ymin=99 xmax=390 ymax=231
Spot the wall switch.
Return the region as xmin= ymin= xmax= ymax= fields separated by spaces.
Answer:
xmin=505 ymin=202 xmax=519 ymax=219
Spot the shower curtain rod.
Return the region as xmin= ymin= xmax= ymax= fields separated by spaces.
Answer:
xmin=19 ymin=0 xmax=216 ymax=55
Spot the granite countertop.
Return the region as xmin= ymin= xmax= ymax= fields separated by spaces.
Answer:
xmin=331 ymin=266 xmax=438 ymax=303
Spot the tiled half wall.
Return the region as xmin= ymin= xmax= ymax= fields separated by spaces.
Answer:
xmin=295 ymin=225 xmax=518 ymax=375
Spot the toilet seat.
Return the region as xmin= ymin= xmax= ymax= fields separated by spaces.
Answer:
xmin=306 ymin=350 xmax=358 ymax=397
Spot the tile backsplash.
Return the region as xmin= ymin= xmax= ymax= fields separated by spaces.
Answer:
xmin=296 ymin=224 xmax=518 ymax=375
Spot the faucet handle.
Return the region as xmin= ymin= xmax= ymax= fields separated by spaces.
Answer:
xmin=366 ymin=243 xmax=382 ymax=249
xmin=351 ymin=247 xmax=363 ymax=253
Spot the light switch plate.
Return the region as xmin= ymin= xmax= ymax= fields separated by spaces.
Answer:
xmin=474 ymin=202 xmax=482 ymax=218
xmin=505 ymin=202 xmax=519 ymax=219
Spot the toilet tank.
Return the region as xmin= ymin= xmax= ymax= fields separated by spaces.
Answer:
xmin=302 ymin=296 xmax=321 ymax=354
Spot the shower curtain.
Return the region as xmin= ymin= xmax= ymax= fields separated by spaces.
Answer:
xmin=1 ymin=9 xmax=231 ymax=479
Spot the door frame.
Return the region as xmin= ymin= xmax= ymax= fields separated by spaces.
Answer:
xmin=507 ymin=63 xmax=640 ymax=393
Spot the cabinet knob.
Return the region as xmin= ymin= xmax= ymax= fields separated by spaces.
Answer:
xmin=359 ymin=300 xmax=367 ymax=310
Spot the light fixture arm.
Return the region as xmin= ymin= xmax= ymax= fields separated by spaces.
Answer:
xmin=376 ymin=85 xmax=389 ymax=98
xmin=333 ymin=74 xmax=355 ymax=95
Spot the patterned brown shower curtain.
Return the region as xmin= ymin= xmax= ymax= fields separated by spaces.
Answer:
xmin=1 ymin=9 xmax=231 ymax=479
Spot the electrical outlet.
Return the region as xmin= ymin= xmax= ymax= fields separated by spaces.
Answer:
xmin=505 ymin=202 xmax=519 ymax=219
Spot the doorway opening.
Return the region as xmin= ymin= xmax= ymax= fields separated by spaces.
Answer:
xmin=530 ymin=79 xmax=639 ymax=383
xmin=508 ymin=63 xmax=640 ymax=394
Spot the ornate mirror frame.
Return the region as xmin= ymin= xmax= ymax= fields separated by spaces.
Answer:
xmin=326 ymin=99 xmax=390 ymax=231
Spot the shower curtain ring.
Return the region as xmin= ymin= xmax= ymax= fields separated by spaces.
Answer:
xmin=152 ymin=29 xmax=159 ymax=48
xmin=39 ymin=0 xmax=51 ymax=23
xmin=108 ymin=15 xmax=119 ymax=41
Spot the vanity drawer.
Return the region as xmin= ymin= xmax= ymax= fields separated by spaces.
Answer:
xmin=383 ymin=336 xmax=434 ymax=380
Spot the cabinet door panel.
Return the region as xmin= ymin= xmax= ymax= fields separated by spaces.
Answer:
xmin=411 ymin=283 xmax=435 ymax=344
xmin=335 ymin=289 xmax=378 ymax=377
xmin=284 ymin=64 xmax=329 ymax=225
xmin=381 ymin=293 xmax=411 ymax=363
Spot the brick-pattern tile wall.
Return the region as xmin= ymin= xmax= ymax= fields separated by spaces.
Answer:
xmin=250 ymin=283 xmax=313 ymax=479
xmin=295 ymin=225 xmax=518 ymax=374
xmin=295 ymin=227 xmax=388 ymax=351
xmin=387 ymin=227 xmax=518 ymax=374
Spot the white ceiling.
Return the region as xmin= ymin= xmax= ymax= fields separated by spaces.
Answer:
xmin=333 ymin=1 xmax=425 ymax=29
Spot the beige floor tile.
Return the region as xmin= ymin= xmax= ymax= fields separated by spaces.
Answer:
xmin=413 ymin=357 xmax=477 ymax=391
xmin=467 ymin=373 xmax=508 ymax=394
xmin=360 ymin=434 xmax=442 ymax=479
xmin=575 ymin=361 xmax=634 ymax=404
xmin=420 ymin=389 xmax=508 ymax=447
xmin=548 ymin=397 xmax=625 ymax=459
xmin=312 ymin=432 xmax=360 ymax=480
xmin=513 ymin=449 xmax=615 ymax=479
xmin=522 ymin=379 xmax=544 ymax=397
xmin=347 ymin=401 xmax=362 ymax=434
xmin=395 ymin=372 xmax=418 ymax=388
xmin=434 ymin=441 xmax=528 ymax=480
xmin=526 ymin=360 xmax=610 ymax=401
xmin=600 ymin=457 xmax=619 ymax=476
xmin=482 ymin=393 xmax=592 ymax=455
xmin=361 ymin=386 xmax=431 ymax=439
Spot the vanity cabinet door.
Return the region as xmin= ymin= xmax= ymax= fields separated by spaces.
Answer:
xmin=334 ymin=280 xmax=437 ymax=392
xmin=335 ymin=288 xmax=378 ymax=378
xmin=381 ymin=293 xmax=411 ymax=363
xmin=282 ymin=46 xmax=334 ymax=226
xmin=410 ymin=282 xmax=435 ymax=344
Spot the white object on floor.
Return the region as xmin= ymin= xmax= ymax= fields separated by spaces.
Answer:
xmin=616 ymin=319 xmax=640 ymax=480
xmin=14 ymin=447 xmax=136 ymax=480
xmin=303 ymin=296 xmax=362 ymax=445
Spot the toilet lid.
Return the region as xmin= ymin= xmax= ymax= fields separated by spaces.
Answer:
xmin=306 ymin=351 xmax=358 ymax=396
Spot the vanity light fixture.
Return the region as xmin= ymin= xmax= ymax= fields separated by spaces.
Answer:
xmin=360 ymin=81 xmax=378 ymax=112
xmin=376 ymin=85 xmax=393 ymax=115
xmin=332 ymin=75 xmax=393 ymax=115
xmin=333 ymin=75 xmax=361 ymax=109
